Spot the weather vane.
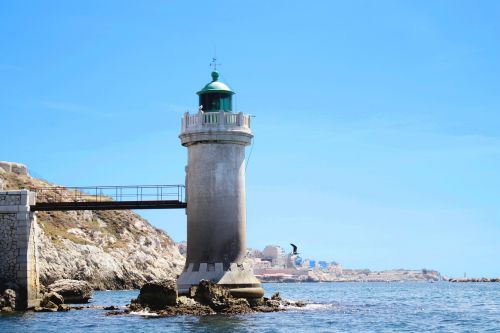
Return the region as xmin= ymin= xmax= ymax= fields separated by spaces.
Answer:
xmin=210 ymin=57 xmax=221 ymax=71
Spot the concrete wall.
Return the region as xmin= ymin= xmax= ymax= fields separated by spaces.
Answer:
xmin=0 ymin=190 xmax=40 ymax=309
xmin=185 ymin=142 xmax=247 ymax=268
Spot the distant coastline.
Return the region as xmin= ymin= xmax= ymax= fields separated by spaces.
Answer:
xmin=443 ymin=277 xmax=500 ymax=283
xmin=256 ymin=271 xmax=500 ymax=284
xmin=255 ymin=268 xmax=441 ymax=283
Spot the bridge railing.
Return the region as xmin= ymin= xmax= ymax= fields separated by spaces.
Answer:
xmin=31 ymin=185 xmax=186 ymax=204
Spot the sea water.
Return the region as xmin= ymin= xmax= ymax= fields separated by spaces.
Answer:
xmin=0 ymin=282 xmax=499 ymax=332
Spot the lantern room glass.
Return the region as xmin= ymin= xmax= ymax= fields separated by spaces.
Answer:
xmin=199 ymin=93 xmax=232 ymax=113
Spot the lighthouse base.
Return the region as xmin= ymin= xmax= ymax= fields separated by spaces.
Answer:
xmin=177 ymin=262 xmax=264 ymax=299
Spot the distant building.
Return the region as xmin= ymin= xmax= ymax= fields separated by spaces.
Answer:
xmin=328 ymin=262 xmax=343 ymax=276
xmin=246 ymin=248 xmax=263 ymax=259
xmin=318 ymin=261 xmax=328 ymax=270
xmin=251 ymin=258 xmax=272 ymax=270
xmin=262 ymin=245 xmax=287 ymax=268
xmin=245 ymin=244 xmax=345 ymax=281
xmin=262 ymin=245 xmax=284 ymax=259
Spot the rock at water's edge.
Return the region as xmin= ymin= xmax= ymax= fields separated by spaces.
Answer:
xmin=194 ymin=280 xmax=253 ymax=313
xmin=194 ymin=280 xmax=231 ymax=309
xmin=58 ymin=304 xmax=71 ymax=311
xmin=42 ymin=292 xmax=64 ymax=306
xmin=129 ymin=280 xmax=287 ymax=316
xmin=0 ymin=289 xmax=16 ymax=311
xmin=48 ymin=279 xmax=93 ymax=303
xmin=137 ymin=279 xmax=178 ymax=310
xmin=38 ymin=300 xmax=58 ymax=312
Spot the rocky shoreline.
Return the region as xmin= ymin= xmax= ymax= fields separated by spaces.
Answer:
xmin=0 ymin=163 xmax=184 ymax=292
xmin=6 ymin=278 xmax=305 ymax=316
xmin=1 ymin=279 xmax=94 ymax=313
xmin=114 ymin=279 xmax=305 ymax=316
xmin=444 ymin=277 xmax=500 ymax=283
xmin=256 ymin=268 xmax=442 ymax=283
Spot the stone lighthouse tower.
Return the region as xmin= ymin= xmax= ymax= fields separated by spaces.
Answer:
xmin=177 ymin=69 xmax=264 ymax=299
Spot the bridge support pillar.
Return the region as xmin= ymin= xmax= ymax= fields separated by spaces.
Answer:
xmin=0 ymin=190 xmax=40 ymax=309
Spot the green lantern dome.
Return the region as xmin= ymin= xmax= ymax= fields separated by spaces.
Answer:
xmin=197 ymin=71 xmax=234 ymax=113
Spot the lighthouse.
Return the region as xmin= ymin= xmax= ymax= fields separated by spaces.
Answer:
xmin=177 ymin=68 xmax=264 ymax=299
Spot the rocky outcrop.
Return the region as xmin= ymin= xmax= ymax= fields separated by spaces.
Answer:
xmin=33 ymin=291 xmax=70 ymax=312
xmin=444 ymin=277 xmax=500 ymax=283
xmin=0 ymin=163 xmax=185 ymax=290
xmin=0 ymin=161 xmax=29 ymax=176
xmin=48 ymin=279 xmax=93 ymax=303
xmin=0 ymin=289 xmax=16 ymax=312
xmin=122 ymin=280 xmax=296 ymax=316
xmin=137 ymin=279 xmax=177 ymax=309
xmin=193 ymin=279 xmax=250 ymax=313
xmin=39 ymin=299 xmax=59 ymax=312
xmin=42 ymin=291 xmax=64 ymax=305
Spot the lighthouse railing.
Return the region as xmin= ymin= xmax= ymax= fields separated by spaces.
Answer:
xmin=181 ymin=111 xmax=251 ymax=132
xmin=225 ymin=113 xmax=238 ymax=125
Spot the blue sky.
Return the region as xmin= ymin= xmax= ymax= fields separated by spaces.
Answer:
xmin=1 ymin=1 xmax=499 ymax=277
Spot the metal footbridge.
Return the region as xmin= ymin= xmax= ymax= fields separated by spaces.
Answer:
xmin=29 ymin=185 xmax=186 ymax=211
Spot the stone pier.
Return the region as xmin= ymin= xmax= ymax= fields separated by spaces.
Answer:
xmin=0 ymin=190 xmax=40 ymax=309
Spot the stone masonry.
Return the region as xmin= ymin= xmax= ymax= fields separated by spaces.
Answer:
xmin=0 ymin=190 xmax=40 ymax=309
